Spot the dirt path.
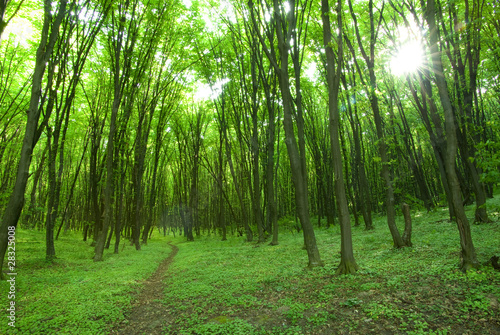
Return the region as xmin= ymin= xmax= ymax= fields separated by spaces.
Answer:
xmin=111 ymin=242 xmax=179 ymax=335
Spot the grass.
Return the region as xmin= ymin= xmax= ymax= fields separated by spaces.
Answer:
xmin=0 ymin=230 xmax=178 ymax=334
xmin=0 ymin=195 xmax=499 ymax=334
xmin=161 ymin=197 xmax=500 ymax=334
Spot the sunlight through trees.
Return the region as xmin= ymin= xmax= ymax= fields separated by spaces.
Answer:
xmin=0 ymin=0 xmax=499 ymax=278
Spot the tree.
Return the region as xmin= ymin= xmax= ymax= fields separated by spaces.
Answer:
xmin=346 ymin=0 xmax=408 ymax=248
xmin=321 ymin=0 xmax=358 ymax=274
xmin=249 ymin=0 xmax=323 ymax=267
xmin=44 ymin=0 xmax=111 ymax=260
xmin=127 ymin=0 xmax=180 ymax=249
xmin=95 ymin=0 xmax=145 ymax=261
xmin=0 ymin=0 xmax=68 ymax=278
xmin=0 ymin=0 xmax=25 ymax=44
xmin=436 ymin=0 xmax=490 ymax=224
xmin=423 ymin=0 xmax=479 ymax=271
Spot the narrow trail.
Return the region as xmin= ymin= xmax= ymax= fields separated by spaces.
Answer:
xmin=111 ymin=242 xmax=179 ymax=335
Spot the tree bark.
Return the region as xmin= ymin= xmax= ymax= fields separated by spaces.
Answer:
xmin=425 ymin=0 xmax=479 ymax=271
xmin=322 ymin=0 xmax=358 ymax=274
xmin=347 ymin=0 xmax=406 ymax=248
xmin=272 ymin=0 xmax=322 ymax=267
xmin=0 ymin=0 xmax=67 ymax=278
xmin=401 ymin=203 xmax=412 ymax=247
xmin=94 ymin=5 xmax=127 ymax=262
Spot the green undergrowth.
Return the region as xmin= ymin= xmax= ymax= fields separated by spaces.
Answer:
xmin=0 ymin=229 xmax=180 ymax=334
xmin=162 ymin=196 xmax=500 ymax=334
xmin=0 ymin=196 xmax=499 ymax=334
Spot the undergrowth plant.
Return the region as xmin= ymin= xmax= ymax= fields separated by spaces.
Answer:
xmin=1 ymin=195 xmax=499 ymax=334
xmin=0 ymin=230 xmax=179 ymax=335
xmin=160 ymin=195 xmax=500 ymax=334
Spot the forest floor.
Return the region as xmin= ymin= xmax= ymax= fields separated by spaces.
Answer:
xmin=0 ymin=196 xmax=499 ymax=334
xmin=145 ymin=218 xmax=499 ymax=335
xmin=111 ymin=242 xmax=179 ymax=335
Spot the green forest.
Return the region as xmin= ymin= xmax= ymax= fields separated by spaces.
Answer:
xmin=0 ymin=0 xmax=499 ymax=333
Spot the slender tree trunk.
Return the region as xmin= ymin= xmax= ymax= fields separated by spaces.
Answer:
xmin=132 ymin=112 xmax=146 ymax=250
xmin=56 ymin=136 xmax=88 ymax=240
xmin=392 ymin=88 xmax=434 ymax=211
xmin=344 ymin=89 xmax=373 ymax=229
xmin=114 ymin=151 xmax=125 ymax=254
xmin=322 ymin=0 xmax=358 ymax=274
xmin=142 ymin=113 xmax=164 ymax=244
xmin=257 ymin=48 xmax=278 ymax=245
xmin=216 ymin=126 xmax=227 ymax=241
xmin=188 ymin=112 xmax=204 ymax=242
xmin=457 ymin=138 xmax=489 ymax=223
xmin=24 ymin=145 xmax=48 ymax=228
xmin=247 ymin=0 xmax=321 ymax=264
xmin=222 ymin=103 xmax=253 ymax=242
xmin=348 ymin=0 xmax=406 ymax=248
xmin=45 ymin=126 xmax=57 ymax=259
xmin=94 ymin=8 xmax=125 ymax=261
xmin=273 ymin=0 xmax=322 ymax=267
xmin=425 ymin=0 xmax=479 ymax=271
xmin=371 ymin=71 xmax=404 ymax=247
xmin=250 ymin=58 xmax=265 ymax=243
xmin=401 ymin=203 xmax=412 ymax=247
xmin=407 ymin=71 xmax=454 ymax=218
xmin=0 ymin=0 xmax=67 ymax=278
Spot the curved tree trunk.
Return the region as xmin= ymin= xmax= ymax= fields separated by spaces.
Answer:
xmin=94 ymin=2 xmax=127 ymax=262
xmin=425 ymin=0 xmax=479 ymax=271
xmin=274 ymin=0 xmax=322 ymax=267
xmin=0 ymin=0 xmax=67 ymax=278
xmin=347 ymin=0 xmax=406 ymax=248
xmin=322 ymin=0 xmax=358 ymax=275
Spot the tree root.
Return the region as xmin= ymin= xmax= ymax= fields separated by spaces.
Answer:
xmin=336 ymin=260 xmax=359 ymax=275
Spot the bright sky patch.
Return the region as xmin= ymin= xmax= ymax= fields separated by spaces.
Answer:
xmin=390 ymin=40 xmax=424 ymax=76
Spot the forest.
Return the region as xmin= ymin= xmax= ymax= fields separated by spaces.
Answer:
xmin=0 ymin=0 xmax=499 ymax=334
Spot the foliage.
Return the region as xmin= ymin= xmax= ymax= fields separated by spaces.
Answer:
xmin=0 ymin=229 xmax=176 ymax=334
xmin=156 ymin=195 xmax=499 ymax=334
xmin=0 ymin=0 xmax=499 ymax=331
xmin=0 ymin=195 xmax=498 ymax=334
xmin=475 ymin=139 xmax=500 ymax=185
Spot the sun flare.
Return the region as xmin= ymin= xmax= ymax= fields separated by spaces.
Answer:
xmin=390 ymin=40 xmax=424 ymax=76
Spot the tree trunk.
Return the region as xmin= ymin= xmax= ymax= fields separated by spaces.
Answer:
xmin=391 ymin=87 xmax=434 ymax=211
xmin=347 ymin=0 xmax=406 ymax=248
xmin=94 ymin=6 xmax=126 ymax=261
xmin=45 ymin=126 xmax=57 ymax=259
xmin=222 ymin=103 xmax=253 ymax=242
xmin=425 ymin=0 xmax=479 ymax=271
xmin=322 ymin=0 xmax=358 ymax=275
xmin=401 ymin=203 xmax=412 ymax=247
xmin=24 ymin=145 xmax=48 ymax=228
xmin=407 ymin=71 xmax=454 ymax=218
xmin=56 ymin=134 xmax=89 ymax=240
xmin=344 ymin=92 xmax=374 ymax=230
xmin=0 ymin=0 xmax=67 ymax=278
xmin=250 ymin=58 xmax=265 ymax=243
xmin=273 ymin=0 xmax=322 ymax=267
xmin=114 ymin=151 xmax=126 ymax=254
xmin=263 ymin=79 xmax=278 ymax=246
